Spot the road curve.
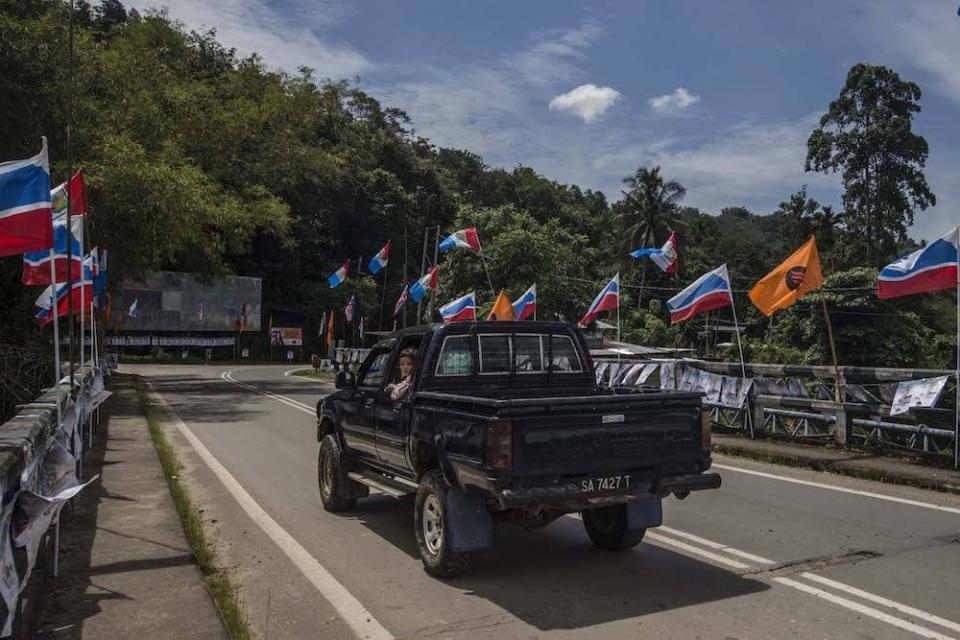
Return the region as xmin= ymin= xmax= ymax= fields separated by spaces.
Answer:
xmin=128 ymin=364 xmax=960 ymax=640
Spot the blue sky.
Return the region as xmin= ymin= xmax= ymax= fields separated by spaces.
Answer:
xmin=137 ymin=0 xmax=960 ymax=241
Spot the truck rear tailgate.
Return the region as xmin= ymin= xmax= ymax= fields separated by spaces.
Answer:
xmin=507 ymin=392 xmax=704 ymax=475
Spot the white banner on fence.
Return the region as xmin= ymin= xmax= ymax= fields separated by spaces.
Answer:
xmin=0 ymin=501 xmax=18 ymax=637
xmin=659 ymin=362 xmax=677 ymax=390
xmin=889 ymin=375 xmax=949 ymax=416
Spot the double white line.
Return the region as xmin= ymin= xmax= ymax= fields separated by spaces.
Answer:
xmin=221 ymin=369 xmax=317 ymax=415
xmin=648 ymin=526 xmax=960 ymax=639
xmin=223 ymin=368 xmax=960 ymax=639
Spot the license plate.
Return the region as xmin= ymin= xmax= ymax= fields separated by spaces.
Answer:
xmin=579 ymin=473 xmax=631 ymax=493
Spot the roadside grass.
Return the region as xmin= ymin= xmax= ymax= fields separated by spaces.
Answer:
xmin=136 ymin=379 xmax=251 ymax=640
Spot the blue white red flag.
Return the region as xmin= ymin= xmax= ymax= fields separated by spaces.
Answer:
xmin=512 ymin=284 xmax=537 ymax=321
xmin=667 ymin=264 xmax=733 ymax=324
xmin=328 ymin=261 xmax=349 ymax=288
xmin=393 ymin=284 xmax=410 ymax=317
xmin=368 ymin=241 xmax=390 ymax=274
xmin=0 ymin=139 xmax=53 ymax=257
xmin=579 ymin=274 xmax=619 ymax=327
xmin=439 ymin=227 xmax=482 ymax=253
xmin=34 ymin=265 xmax=94 ymax=326
xmin=878 ymin=227 xmax=959 ymax=299
xmin=22 ymin=212 xmax=83 ymax=284
xmin=409 ymin=266 xmax=438 ymax=303
xmin=630 ymin=231 xmax=678 ymax=274
xmin=440 ymin=292 xmax=476 ymax=323
xmin=345 ymin=295 xmax=355 ymax=322
xmin=34 ymin=282 xmax=69 ymax=328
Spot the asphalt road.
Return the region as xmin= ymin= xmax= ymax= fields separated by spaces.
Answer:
xmin=128 ymin=363 xmax=960 ymax=640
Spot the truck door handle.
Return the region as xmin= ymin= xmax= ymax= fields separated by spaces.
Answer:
xmin=364 ymin=398 xmax=374 ymax=408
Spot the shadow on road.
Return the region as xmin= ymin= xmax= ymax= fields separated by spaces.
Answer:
xmin=349 ymin=495 xmax=770 ymax=631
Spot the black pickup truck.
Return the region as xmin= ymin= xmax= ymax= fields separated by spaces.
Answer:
xmin=316 ymin=321 xmax=719 ymax=576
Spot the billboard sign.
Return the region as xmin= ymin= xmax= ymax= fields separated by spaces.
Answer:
xmin=116 ymin=271 xmax=262 ymax=332
xmin=271 ymin=327 xmax=303 ymax=347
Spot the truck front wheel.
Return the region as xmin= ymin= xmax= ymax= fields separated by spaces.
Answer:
xmin=318 ymin=435 xmax=358 ymax=512
xmin=414 ymin=470 xmax=477 ymax=577
xmin=582 ymin=504 xmax=646 ymax=551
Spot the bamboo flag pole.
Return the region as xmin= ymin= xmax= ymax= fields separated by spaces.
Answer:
xmin=821 ymin=297 xmax=842 ymax=404
xmin=724 ymin=266 xmax=752 ymax=438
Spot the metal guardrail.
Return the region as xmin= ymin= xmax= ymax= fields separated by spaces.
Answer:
xmin=596 ymin=359 xmax=957 ymax=459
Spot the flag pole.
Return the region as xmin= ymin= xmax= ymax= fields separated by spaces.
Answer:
xmin=821 ymin=297 xmax=842 ymax=404
xmin=379 ymin=248 xmax=389 ymax=331
xmin=48 ymin=251 xmax=62 ymax=429
xmin=66 ymin=0 xmax=76 ymax=385
xmin=479 ymin=252 xmax=497 ymax=298
xmin=726 ymin=269 xmax=753 ymax=438
xmin=616 ymin=273 xmax=621 ymax=366
xmin=954 ymin=225 xmax=959 ymax=469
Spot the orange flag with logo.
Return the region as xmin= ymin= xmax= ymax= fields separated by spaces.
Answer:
xmin=486 ymin=290 xmax=516 ymax=321
xmin=749 ymin=236 xmax=823 ymax=316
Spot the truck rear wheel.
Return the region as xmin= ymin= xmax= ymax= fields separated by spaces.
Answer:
xmin=414 ymin=470 xmax=477 ymax=577
xmin=318 ymin=435 xmax=357 ymax=512
xmin=582 ymin=504 xmax=646 ymax=551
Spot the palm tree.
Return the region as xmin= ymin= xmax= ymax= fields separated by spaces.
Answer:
xmin=619 ymin=166 xmax=686 ymax=307
xmin=619 ymin=166 xmax=686 ymax=254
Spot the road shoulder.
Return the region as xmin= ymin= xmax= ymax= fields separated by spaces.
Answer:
xmin=35 ymin=374 xmax=228 ymax=639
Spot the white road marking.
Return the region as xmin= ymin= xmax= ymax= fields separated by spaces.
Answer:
xmin=221 ymin=370 xmax=316 ymax=414
xmin=217 ymin=370 xmax=960 ymax=638
xmin=283 ymin=368 xmax=330 ymax=383
xmin=801 ymin=573 xmax=960 ymax=635
xmin=643 ymin=531 xmax=751 ymax=570
xmin=150 ymin=387 xmax=394 ymax=640
xmin=714 ymin=463 xmax=960 ymax=517
xmin=656 ymin=525 xmax=775 ymax=564
xmin=774 ymin=577 xmax=956 ymax=640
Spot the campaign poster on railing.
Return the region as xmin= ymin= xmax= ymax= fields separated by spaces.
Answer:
xmin=270 ymin=327 xmax=303 ymax=346
xmin=889 ymin=375 xmax=949 ymax=416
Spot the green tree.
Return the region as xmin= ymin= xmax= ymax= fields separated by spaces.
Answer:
xmin=618 ymin=166 xmax=685 ymax=254
xmin=805 ymin=63 xmax=935 ymax=266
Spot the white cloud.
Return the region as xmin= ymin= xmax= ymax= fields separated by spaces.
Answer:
xmin=874 ymin=4 xmax=960 ymax=106
xmin=648 ymin=87 xmax=701 ymax=114
xmin=583 ymin=113 xmax=840 ymax=212
xmin=134 ymin=0 xmax=369 ymax=77
xmin=371 ymin=19 xmax=606 ymax=158
xmin=549 ymin=84 xmax=620 ymax=123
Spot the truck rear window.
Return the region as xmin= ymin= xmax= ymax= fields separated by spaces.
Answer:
xmin=434 ymin=333 xmax=583 ymax=376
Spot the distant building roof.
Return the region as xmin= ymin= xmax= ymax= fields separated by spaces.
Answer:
xmin=589 ymin=340 xmax=695 ymax=360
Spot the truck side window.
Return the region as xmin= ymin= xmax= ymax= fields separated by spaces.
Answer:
xmin=436 ymin=336 xmax=474 ymax=376
xmin=479 ymin=335 xmax=511 ymax=373
xmin=359 ymin=350 xmax=391 ymax=387
xmin=549 ymin=336 xmax=582 ymax=372
xmin=513 ymin=335 xmax=543 ymax=372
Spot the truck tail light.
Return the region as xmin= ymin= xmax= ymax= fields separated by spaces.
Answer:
xmin=486 ymin=421 xmax=513 ymax=470
xmin=701 ymin=410 xmax=712 ymax=449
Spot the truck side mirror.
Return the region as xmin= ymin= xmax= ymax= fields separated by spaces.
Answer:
xmin=335 ymin=371 xmax=356 ymax=389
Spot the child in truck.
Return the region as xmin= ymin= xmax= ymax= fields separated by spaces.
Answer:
xmin=386 ymin=348 xmax=416 ymax=401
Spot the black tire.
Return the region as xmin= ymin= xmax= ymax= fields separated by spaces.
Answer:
xmin=581 ymin=504 xmax=646 ymax=551
xmin=318 ymin=435 xmax=357 ymax=512
xmin=414 ymin=469 xmax=478 ymax=577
